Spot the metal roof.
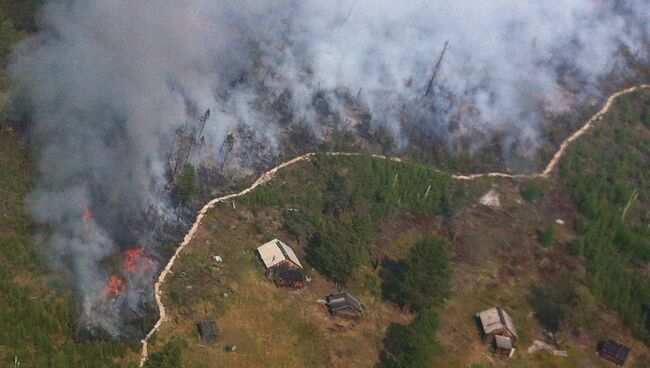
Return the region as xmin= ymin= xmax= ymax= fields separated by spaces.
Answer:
xmin=257 ymin=239 xmax=303 ymax=269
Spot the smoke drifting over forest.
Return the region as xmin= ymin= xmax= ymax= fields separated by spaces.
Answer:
xmin=8 ymin=0 xmax=649 ymax=337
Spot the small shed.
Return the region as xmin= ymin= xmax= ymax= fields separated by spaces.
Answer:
xmin=274 ymin=265 xmax=306 ymax=289
xmin=197 ymin=321 xmax=219 ymax=343
xmin=598 ymin=340 xmax=630 ymax=366
xmin=494 ymin=335 xmax=516 ymax=357
xmin=326 ymin=292 xmax=363 ymax=319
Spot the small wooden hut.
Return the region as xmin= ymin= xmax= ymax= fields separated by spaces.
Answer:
xmin=197 ymin=321 xmax=219 ymax=343
xmin=598 ymin=340 xmax=630 ymax=366
xmin=326 ymin=292 xmax=363 ymax=319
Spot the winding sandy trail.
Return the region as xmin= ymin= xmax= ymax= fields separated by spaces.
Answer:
xmin=138 ymin=83 xmax=649 ymax=367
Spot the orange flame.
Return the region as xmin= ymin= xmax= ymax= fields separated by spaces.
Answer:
xmin=82 ymin=207 xmax=93 ymax=223
xmin=124 ymin=247 xmax=154 ymax=273
xmin=103 ymin=275 xmax=126 ymax=296
xmin=124 ymin=248 xmax=144 ymax=273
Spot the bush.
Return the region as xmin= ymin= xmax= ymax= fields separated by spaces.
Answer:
xmin=283 ymin=209 xmax=315 ymax=242
xmin=539 ymin=224 xmax=556 ymax=247
xmin=306 ymin=220 xmax=364 ymax=285
xmin=521 ymin=180 xmax=542 ymax=202
xmin=382 ymin=237 xmax=451 ymax=311
xmin=380 ymin=308 xmax=441 ymax=368
xmin=144 ymin=338 xmax=186 ymax=368
xmin=528 ymin=281 xmax=576 ymax=335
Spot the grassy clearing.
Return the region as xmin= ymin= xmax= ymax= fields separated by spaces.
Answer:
xmin=149 ymin=141 xmax=649 ymax=367
xmin=148 ymin=155 xmax=451 ymax=367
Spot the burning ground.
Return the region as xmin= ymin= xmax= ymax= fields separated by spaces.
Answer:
xmin=6 ymin=0 xmax=650 ymax=339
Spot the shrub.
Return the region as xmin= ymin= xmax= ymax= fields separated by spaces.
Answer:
xmin=643 ymin=108 xmax=650 ymax=128
xmin=380 ymin=308 xmax=441 ymax=368
xmin=382 ymin=237 xmax=451 ymax=311
xmin=528 ymin=281 xmax=576 ymax=334
xmin=306 ymin=220 xmax=364 ymax=285
xmin=539 ymin=224 xmax=556 ymax=247
xmin=521 ymin=180 xmax=542 ymax=202
xmin=144 ymin=338 xmax=186 ymax=368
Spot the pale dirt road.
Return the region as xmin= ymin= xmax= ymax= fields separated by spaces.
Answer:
xmin=139 ymin=84 xmax=650 ymax=367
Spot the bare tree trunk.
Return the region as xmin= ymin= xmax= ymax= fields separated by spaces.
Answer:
xmin=424 ymin=40 xmax=449 ymax=97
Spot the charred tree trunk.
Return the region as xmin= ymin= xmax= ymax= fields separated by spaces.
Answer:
xmin=424 ymin=40 xmax=449 ymax=97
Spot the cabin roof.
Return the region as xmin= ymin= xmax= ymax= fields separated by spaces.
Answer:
xmin=257 ymin=239 xmax=303 ymax=269
xmin=476 ymin=307 xmax=518 ymax=339
xmin=197 ymin=321 xmax=219 ymax=338
xmin=327 ymin=292 xmax=363 ymax=314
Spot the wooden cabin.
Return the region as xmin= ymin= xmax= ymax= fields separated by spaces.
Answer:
xmin=197 ymin=321 xmax=219 ymax=343
xmin=476 ymin=307 xmax=518 ymax=357
xmin=326 ymin=292 xmax=363 ymax=319
xmin=256 ymin=239 xmax=306 ymax=289
xmin=598 ymin=340 xmax=630 ymax=366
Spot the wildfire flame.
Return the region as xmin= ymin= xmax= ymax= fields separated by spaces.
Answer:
xmin=103 ymin=275 xmax=126 ymax=296
xmin=82 ymin=207 xmax=93 ymax=222
xmin=81 ymin=205 xmax=93 ymax=233
xmin=124 ymin=247 xmax=154 ymax=274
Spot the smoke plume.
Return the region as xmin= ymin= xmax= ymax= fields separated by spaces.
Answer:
xmin=8 ymin=0 xmax=649 ymax=337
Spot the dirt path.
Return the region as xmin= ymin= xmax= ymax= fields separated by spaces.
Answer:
xmin=138 ymin=84 xmax=649 ymax=367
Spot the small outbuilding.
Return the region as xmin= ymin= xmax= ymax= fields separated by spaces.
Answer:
xmin=326 ymin=292 xmax=363 ymax=319
xmin=476 ymin=307 xmax=518 ymax=357
xmin=197 ymin=321 xmax=219 ymax=343
xmin=598 ymin=340 xmax=630 ymax=366
xmin=494 ymin=335 xmax=516 ymax=357
xmin=256 ymin=239 xmax=306 ymax=289
xmin=274 ymin=264 xmax=307 ymax=289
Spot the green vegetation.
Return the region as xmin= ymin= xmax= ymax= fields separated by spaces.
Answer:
xmin=643 ymin=108 xmax=650 ymax=128
xmin=144 ymin=338 xmax=185 ymax=368
xmin=379 ymin=308 xmax=441 ymax=368
xmin=282 ymin=209 xmax=315 ymax=243
xmin=539 ymin=224 xmax=556 ymax=247
xmin=560 ymin=91 xmax=650 ymax=342
xmin=178 ymin=163 xmax=197 ymax=202
xmin=521 ymin=180 xmax=543 ymax=202
xmin=306 ymin=219 xmax=366 ymax=284
xmin=243 ymin=154 xmax=451 ymax=285
xmin=382 ymin=237 xmax=451 ymax=311
xmin=529 ymin=281 xmax=576 ymax=335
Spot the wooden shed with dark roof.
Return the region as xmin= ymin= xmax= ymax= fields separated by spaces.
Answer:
xmin=326 ymin=292 xmax=363 ymax=319
xmin=598 ymin=340 xmax=630 ymax=366
xmin=197 ymin=321 xmax=219 ymax=343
